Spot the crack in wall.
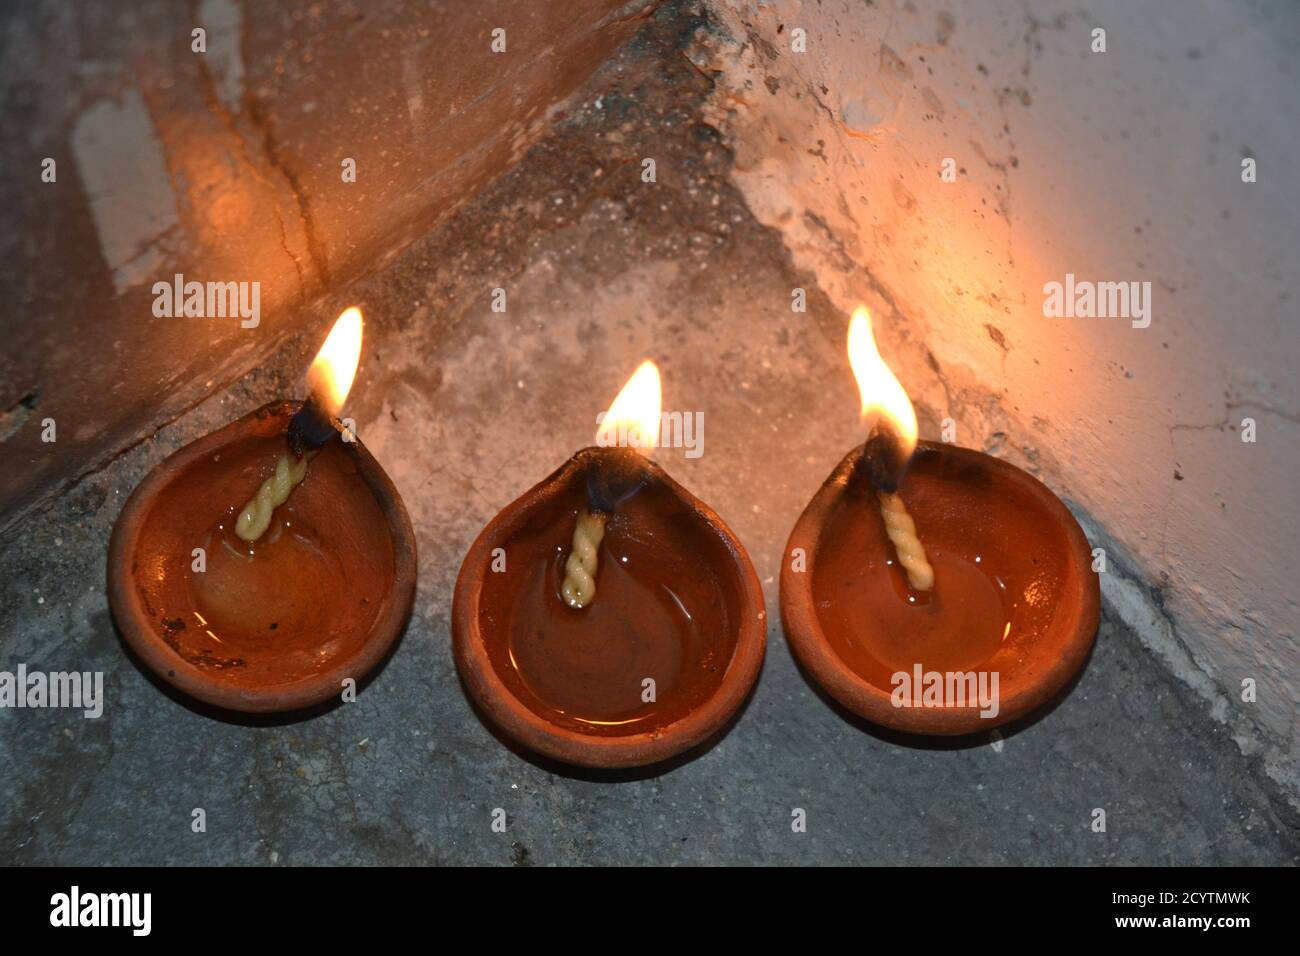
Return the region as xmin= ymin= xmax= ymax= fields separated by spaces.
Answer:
xmin=237 ymin=4 xmax=330 ymax=292
xmin=243 ymin=94 xmax=331 ymax=291
xmin=190 ymin=25 xmax=310 ymax=300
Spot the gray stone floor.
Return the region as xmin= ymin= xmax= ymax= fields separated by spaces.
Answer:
xmin=1 ymin=6 xmax=1295 ymax=866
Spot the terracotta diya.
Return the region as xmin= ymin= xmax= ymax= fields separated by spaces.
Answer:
xmin=453 ymin=362 xmax=766 ymax=768
xmin=108 ymin=308 xmax=417 ymax=713
xmin=781 ymin=308 xmax=1099 ymax=735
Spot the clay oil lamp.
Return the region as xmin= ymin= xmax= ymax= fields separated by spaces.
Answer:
xmin=781 ymin=308 xmax=1099 ymax=735
xmin=453 ymin=361 xmax=766 ymax=769
xmin=108 ymin=308 xmax=417 ymax=713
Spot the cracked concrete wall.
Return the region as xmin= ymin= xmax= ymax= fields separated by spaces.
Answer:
xmin=0 ymin=0 xmax=657 ymax=534
xmin=699 ymin=0 xmax=1299 ymax=781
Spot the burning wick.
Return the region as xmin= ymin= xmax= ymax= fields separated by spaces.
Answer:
xmin=848 ymin=307 xmax=934 ymax=592
xmin=234 ymin=307 xmax=363 ymax=543
xmin=560 ymin=361 xmax=661 ymax=608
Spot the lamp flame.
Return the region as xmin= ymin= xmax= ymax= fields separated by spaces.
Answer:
xmin=595 ymin=360 xmax=662 ymax=453
xmin=848 ymin=306 xmax=917 ymax=455
xmin=307 ymin=307 xmax=363 ymax=416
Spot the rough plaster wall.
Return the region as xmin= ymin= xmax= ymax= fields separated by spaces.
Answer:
xmin=700 ymin=0 xmax=1299 ymax=786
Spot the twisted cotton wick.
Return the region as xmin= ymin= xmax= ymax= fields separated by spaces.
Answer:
xmin=235 ymin=453 xmax=310 ymax=542
xmin=560 ymin=510 xmax=607 ymax=609
xmin=878 ymin=491 xmax=934 ymax=591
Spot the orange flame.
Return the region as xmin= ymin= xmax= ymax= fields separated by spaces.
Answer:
xmin=306 ymin=307 xmax=363 ymax=416
xmin=848 ymin=306 xmax=917 ymax=455
xmin=595 ymin=360 xmax=662 ymax=453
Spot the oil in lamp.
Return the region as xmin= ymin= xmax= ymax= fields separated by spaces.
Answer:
xmin=108 ymin=308 xmax=417 ymax=713
xmin=453 ymin=361 xmax=766 ymax=768
xmin=780 ymin=307 xmax=1099 ymax=734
